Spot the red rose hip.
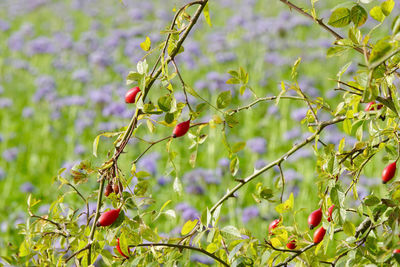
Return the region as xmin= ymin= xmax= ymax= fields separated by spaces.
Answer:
xmin=393 ymin=249 xmax=400 ymax=254
xmin=308 ymin=208 xmax=322 ymax=229
xmin=116 ymin=238 xmax=129 ymax=259
xmin=268 ymin=219 xmax=281 ymax=235
xmin=382 ymin=162 xmax=396 ymax=184
xmin=96 ymin=208 xmax=120 ymax=227
xmin=313 ymin=227 xmax=326 ymax=244
xmin=125 ymin=86 xmax=141 ymax=103
xmin=172 ymin=119 xmax=190 ymax=138
xmin=365 ymin=101 xmax=383 ymax=112
xmin=286 ymin=240 xmax=296 ymax=250
xmin=327 ymin=205 xmax=335 ymax=222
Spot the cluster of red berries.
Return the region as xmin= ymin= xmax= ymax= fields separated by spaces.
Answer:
xmin=268 ymin=205 xmax=335 ymax=249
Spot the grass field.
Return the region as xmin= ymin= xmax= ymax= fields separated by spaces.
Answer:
xmin=0 ymin=0 xmax=394 ymax=263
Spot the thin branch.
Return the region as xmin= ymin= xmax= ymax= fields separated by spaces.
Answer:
xmin=171 ymin=59 xmax=193 ymax=112
xmin=65 ymin=244 xmax=90 ymax=263
xmin=128 ymin=243 xmax=229 ymax=267
xmin=279 ymin=0 xmax=363 ymax=54
xmin=274 ymin=243 xmax=316 ymax=267
xmin=277 ymin=164 xmax=285 ymax=203
xmin=66 ymin=182 xmax=90 ymax=225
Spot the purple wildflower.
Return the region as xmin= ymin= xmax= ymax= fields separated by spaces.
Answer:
xmin=190 ymin=254 xmax=214 ymax=265
xmin=185 ymin=185 xmax=205 ymax=195
xmin=291 ymin=107 xmax=308 ymax=121
xmin=20 ymin=182 xmax=35 ymax=193
xmin=137 ymin=152 xmax=160 ymax=175
xmin=22 ymin=107 xmax=34 ymax=118
xmin=247 ymin=137 xmax=267 ymax=154
xmin=242 ymin=206 xmax=259 ymax=223
xmin=0 ymin=168 xmax=5 ymax=180
xmin=3 ymin=147 xmax=19 ymax=162
xmin=0 ymin=98 xmax=13 ymax=108
xmin=72 ymin=69 xmax=91 ymax=83
xmin=27 ymin=37 xmax=55 ymax=55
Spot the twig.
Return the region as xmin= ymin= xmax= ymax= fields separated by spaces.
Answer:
xmin=171 ymin=59 xmax=193 ymax=112
xmin=66 ymin=182 xmax=90 ymax=225
xmin=128 ymin=243 xmax=229 ymax=267
xmin=274 ymin=243 xmax=316 ymax=267
xmin=277 ymin=164 xmax=285 ymax=203
xmin=279 ymin=0 xmax=363 ymax=54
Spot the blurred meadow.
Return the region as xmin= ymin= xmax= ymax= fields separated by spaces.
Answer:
xmin=0 ymin=0 xmax=397 ymax=263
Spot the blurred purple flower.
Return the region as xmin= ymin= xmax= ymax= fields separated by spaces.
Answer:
xmin=102 ymin=102 xmax=126 ymax=117
xmin=0 ymin=168 xmax=5 ymax=180
xmin=176 ymin=203 xmax=199 ymax=221
xmin=283 ymin=128 xmax=301 ymax=141
xmin=3 ymin=147 xmax=19 ymax=162
xmin=291 ymin=107 xmax=308 ymax=121
xmin=247 ymin=137 xmax=267 ymax=154
xmin=267 ymin=105 xmax=279 ymax=116
xmin=255 ymin=159 xmax=266 ymax=170
xmin=242 ymin=206 xmax=259 ymax=223
xmin=218 ymin=158 xmax=230 ymax=168
xmin=185 ymin=185 xmax=205 ymax=195
xmin=0 ymin=20 xmax=10 ymax=31
xmin=89 ymin=50 xmax=113 ymax=67
xmin=157 ymin=176 xmax=171 ymax=186
xmin=20 ymin=182 xmax=35 ymax=193
xmin=215 ymin=52 xmax=237 ymax=63
xmin=137 ymin=152 xmax=160 ymax=175
xmin=74 ymin=144 xmax=86 ymax=155
xmin=8 ymin=33 xmax=24 ymax=51
xmin=33 ymin=75 xmax=57 ymax=102
xmin=27 ymin=37 xmax=55 ymax=55
xmin=72 ymin=69 xmax=91 ymax=83
xmin=22 ymin=107 xmax=34 ymax=118
xmin=283 ymin=169 xmax=301 ymax=181
xmin=0 ymin=98 xmax=13 ymax=108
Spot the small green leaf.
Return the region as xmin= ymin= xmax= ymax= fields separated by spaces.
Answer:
xmin=232 ymin=141 xmax=246 ymax=153
xmin=206 ymin=242 xmax=219 ymax=253
xmin=275 ymin=193 xmax=294 ymax=213
xmin=158 ymin=95 xmax=172 ymax=112
xmin=221 ymin=225 xmax=241 ymax=238
xmin=343 ymin=220 xmax=356 ymax=236
xmin=181 ymin=219 xmax=198 ymax=235
xmin=203 ymin=2 xmax=212 ymax=26
xmin=350 ymin=5 xmax=367 ymax=27
xmin=140 ymin=36 xmax=151 ymax=51
xmin=381 ymin=0 xmax=394 ymax=16
xmin=216 ymin=91 xmax=232 ymax=109
xmin=328 ymin=8 xmax=351 ymax=28
xmin=230 ymin=156 xmax=239 ymax=176
xmin=364 ymin=195 xmax=380 ymax=206
xmin=370 ymin=6 xmax=385 ymax=22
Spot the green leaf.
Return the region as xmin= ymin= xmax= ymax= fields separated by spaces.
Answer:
xmin=343 ymin=220 xmax=356 ymax=236
xmin=328 ymin=8 xmax=351 ymax=27
xmin=381 ymin=0 xmax=394 ymax=16
xmin=140 ymin=36 xmax=151 ymax=51
xmin=158 ymin=95 xmax=172 ymax=112
xmin=230 ymin=156 xmax=239 ymax=176
xmin=19 ymin=240 xmax=30 ymax=257
xmin=370 ymin=6 xmax=385 ymax=22
xmin=369 ymin=39 xmax=393 ymax=65
xmin=275 ymin=193 xmax=294 ymax=213
xmin=206 ymin=242 xmax=219 ymax=253
xmin=364 ymin=195 xmax=380 ymax=206
xmin=216 ymin=91 xmax=232 ymax=109
xmin=224 ymin=113 xmax=239 ymax=128
xmin=327 ymin=46 xmax=348 ymax=57
xmin=137 ymin=60 xmax=149 ymax=75
xmin=343 ymin=119 xmax=352 ymax=135
xmin=392 ymin=15 xmax=400 ymax=35
xmin=181 ymin=219 xmax=198 ymax=235
xmin=221 ymin=225 xmax=241 ymax=238
xmin=203 ymin=2 xmax=212 ymax=26
xmin=232 ymin=141 xmax=246 ymax=153
xmin=93 ymin=131 xmax=122 ymax=157
xmin=350 ymin=5 xmax=367 ymax=27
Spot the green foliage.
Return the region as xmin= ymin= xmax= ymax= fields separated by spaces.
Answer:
xmin=13 ymin=0 xmax=400 ymax=266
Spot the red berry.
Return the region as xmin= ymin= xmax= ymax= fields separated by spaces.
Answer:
xmin=286 ymin=240 xmax=296 ymax=250
xmin=393 ymin=249 xmax=400 ymax=254
xmin=313 ymin=227 xmax=326 ymax=244
xmin=113 ymin=183 xmax=120 ymax=195
xmin=308 ymin=208 xmax=322 ymax=229
xmin=327 ymin=205 xmax=335 ymax=222
xmin=104 ymin=184 xmax=113 ymax=197
xmin=125 ymin=86 xmax=141 ymax=104
xmin=382 ymin=162 xmax=396 ymax=184
xmin=365 ymin=101 xmax=383 ymax=112
xmin=172 ymin=119 xmax=190 ymax=138
xmin=97 ymin=208 xmax=120 ymax=227
xmin=116 ymin=238 xmax=129 ymax=259
xmin=268 ymin=219 xmax=281 ymax=235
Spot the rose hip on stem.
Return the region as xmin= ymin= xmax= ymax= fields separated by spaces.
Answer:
xmin=327 ymin=205 xmax=335 ymax=222
xmin=313 ymin=227 xmax=326 ymax=244
xmin=286 ymin=240 xmax=296 ymax=250
xmin=125 ymin=86 xmax=141 ymax=104
xmin=308 ymin=208 xmax=322 ymax=229
xmin=268 ymin=219 xmax=281 ymax=235
xmin=365 ymin=101 xmax=383 ymax=112
xmin=393 ymin=249 xmax=400 ymax=254
xmin=116 ymin=238 xmax=129 ymax=259
xmin=382 ymin=162 xmax=396 ymax=184
xmin=172 ymin=119 xmax=190 ymax=138
xmin=96 ymin=208 xmax=120 ymax=227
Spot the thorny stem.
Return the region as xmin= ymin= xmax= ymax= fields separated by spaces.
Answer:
xmin=85 ymin=1 xmax=210 ymax=265
xmin=279 ymin=0 xmax=364 ymax=54
xmin=128 ymin=243 xmax=229 ymax=267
